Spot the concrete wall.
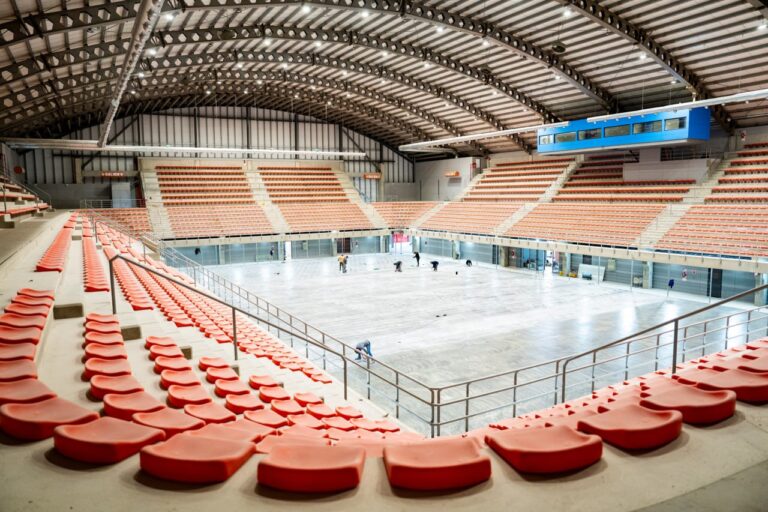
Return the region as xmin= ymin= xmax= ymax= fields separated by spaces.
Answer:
xmin=414 ymin=157 xmax=479 ymax=201
xmin=382 ymin=182 xmax=419 ymax=201
xmin=624 ymin=148 xmax=712 ymax=183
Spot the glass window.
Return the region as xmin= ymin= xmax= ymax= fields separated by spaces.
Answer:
xmin=633 ymin=120 xmax=662 ymax=134
xmin=554 ymin=132 xmax=576 ymax=143
xmin=664 ymin=117 xmax=686 ymax=130
xmin=539 ymin=134 xmax=554 ymax=145
xmin=578 ymin=128 xmax=602 ymax=140
xmin=604 ymin=124 xmax=630 ymax=137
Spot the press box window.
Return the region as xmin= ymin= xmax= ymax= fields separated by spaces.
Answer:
xmin=604 ymin=124 xmax=630 ymax=137
xmin=539 ymin=134 xmax=554 ymax=145
xmin=664 ymin=118 xmax=686 ymax=130
xmin=633 ymin=120 xmax=662 ymax=134
xmin=554 ymin=132 xmax=576 ymax=143
xmin=578 ymin=128 xmax=602 ymax=140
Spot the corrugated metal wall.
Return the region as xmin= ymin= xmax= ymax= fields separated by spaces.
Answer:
xmin=13 ymin=106 xmax=414 ymax=202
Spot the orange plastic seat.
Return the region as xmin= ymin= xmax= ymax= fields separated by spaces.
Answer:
xmin=154 ymin=356 xmax=192 ymax=373
xmin=83 ymin=343 xmax=127 ymax=360
xmin=84 ymin=321 xmax=121 ymax=335
xmin=306 ymin=403 xmax=335 ymax=419
xmin=84 ymin=331 xmax=124 ymax=346
xmin=0 ymin=326 xmax=42 ymax=345
xmin=159 ymin=369 xmax=200 ymax=389
xmin=486 ymin=425 xmax=602 ymax=474
xmin=0 ymin=378 xmax=56 ymax=405
xmin=0 ymin=342 xmax=36 ymax=361
xmin=144 ymin=336 xmax=176 ymax=349
xmin=294 ymin=392 xmax=323 ymax=406
xmin=287 ymin=413 xmax=326 ymax=429
xmin=214 ymin=378 xmax=250 ymax=397
xmin=82 ymin=358 xmax=131 ymax=380
xmin=90 ymin=375 xmax=143 ymax=400
xmin=639 ymin=380 xmax=737 ymax=424
xmin=148 ymin=345 xmax=184 ymax=360
xmin=225 ymin=393 xmax=264 ymax=414
xmin=322 ymin=416 xmax=355 ymax=431
xmin=350 ymin=417 xmax=378 ymax=431
xmin=184 ymin=402 xmax=236 ymax=424
xmin=167 ymin=384 xmax=211 ymax=408
xmin=0 ymin=397 xmax=99 ymax=440
xmin=140 ymin=434 xmax=255 ymax=483
xmin=205 ymin=366 xmax=238 ymax=383
xmin=255 ymin=434 xmax=330 ymax=454
xmin=54 ymin=416 xmax=165 ymax=464
xmin=0 ymin=359 xmax=38 ymax=381
xmin=227 ymin=418 xmax=277 ymax=439
xmin=132 ymin=407 xmax=205 ymax=437
xmin=185 ymin=422 xmax=265 ymax=443
xmin=103 ymin=391 xmax=166 ymax=421
xmin=259 ymin=385 xmax=290 ymax=402
xmin=258 ymin=443 xmax=366 ymax=493
xmin=577 ymin=404 xmax=683 ymax=450
xmin=335 ymin=406 xmax=363 ymax=419
xmin=249 ymin=374 xmax=280 ymax=389
xmin=198 ymin=356 xmax=228 ymax=370
xmin=244 ymin=408 xmax=289 ymax=428
xmin=271 ymin=399 xmax=304 ymax=417
xmin=4 ymin=303 xmax=49 ymax=318
xmin=12 ymin=295 xmax=53 ymax=308
xmin=85 ymin=313 xmax=118 ymax=324
xmin=0 ymin=313 xmax=47 ymax=330
xmin=674 ymin=367 xmax=768 ymax=402
xmin=18 ymin=288 xmax=55 ymax=300
xmin=383 ymin=437 xmax=492 ymax=491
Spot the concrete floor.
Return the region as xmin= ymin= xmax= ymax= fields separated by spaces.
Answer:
xmin=211 ymin=254 xmax=747 ymax=388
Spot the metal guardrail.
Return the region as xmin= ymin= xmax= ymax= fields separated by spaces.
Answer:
xmin=85 ymin=205 xmax=768 ymax=437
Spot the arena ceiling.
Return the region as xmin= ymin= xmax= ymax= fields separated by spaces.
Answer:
xmin=1 ymin=0 xmax=767 ymax=157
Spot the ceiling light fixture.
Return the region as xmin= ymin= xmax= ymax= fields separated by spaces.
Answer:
xmin=361 ymin=10 xmax=370 ymax=17
xmin=146 ymin=48 xmax=157 ymax=56
xmin=263 ymin=39 xmax=272 ymax=46
xmin=302 ymin=5 xmax=310 ymax=13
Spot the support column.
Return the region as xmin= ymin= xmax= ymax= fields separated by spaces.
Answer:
xmin=559 ymin=252 xmax=569 ymax=276
xmin=755 ymin=273 xmax=767 ymax=306
xmin=331 ymin=238 xmax=338 ymax=256
xmin=380 ymin=236 xmax=387 ymax=253
xmin=281 ymin=241 xmax=290 ymax=261
xmin=643 ymin=261 xmax=654 ymax=289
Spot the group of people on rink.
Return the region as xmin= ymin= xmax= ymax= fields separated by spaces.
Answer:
xmin=394 ymin=251 xmax=471 ymax=272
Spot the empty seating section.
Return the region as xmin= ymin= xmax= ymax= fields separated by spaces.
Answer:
xmin=1 ymin=176 xmax=49 ymax=217
xmin=420 ymin=202 xmax=522 ymax=235
xmin=82 ymin=219 xmax=110 ymax=292
xmin=556 ymin=154 xmax=692 ymax=203
xmin=708 ymin=148 xmax=768 ymax=203
xmin=278 ymin=203 xmax=374 ymax=232
xmin=258 ymin=165 xmax=347 ymax=203
xmin=506 ymin=204 xmax=666 ymax=247
xmin=464 ymin=158 xmax=572 ymax=202
xmin=656 ymin=205 xmax=768 ymax=257
xmin=156 ymin=165 xmax=254 ymax=206
xmin=372 ymin=201 xmax=438 ymax=228
xmin=35 ymin=213 xmax=77 ymax=272
xmin=89 ymin=208 xmax=150 ymax=234
xmin=165 ymin=205 xmax=275 ymax=238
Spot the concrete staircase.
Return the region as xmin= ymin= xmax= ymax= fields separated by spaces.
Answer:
xmin=333 ymin=168 xmax=388 ymax=229
xmin=680 ymin=156 xmax=727 ymax=204
xmin=411 ymin=201 xmax=448 ymax=229
xmin=493 ymin=203 xmax=537 ymax=236
xmin=538 ymin=156 xmax=583 ymax=203
xmin=452 ymin=171 xmax=486 ymax=201
xmin=138 ymin=169 xmax=173 ymax=238
xmin=246 ymin=167 xmax=289 ymax=233
xmin=634 ymin=203 xmax=693 ymax=249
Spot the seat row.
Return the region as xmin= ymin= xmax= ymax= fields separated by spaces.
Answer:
xmin=82 ymin=225 xmax=110 ymax=292
xmin=35 ymin=214 xmax=77 ymax=272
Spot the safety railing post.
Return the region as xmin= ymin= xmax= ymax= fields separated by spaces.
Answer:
xmin=671 ymin=319 xmax=680 ymax=375
xmin=436 ymin=389 xmax=442 ymax=437
xmin=343 ymin=357 xmax=348 ymax=400
xmin=232 ymin=308 xmax=238 ymax=361
xmin=430 ymin=389 xmax=436 ymax=438
xmin=366 ymin=356 xmax=371 ymax=400
xmin=512 ymin=371 xmax=518 ymax=418
xmin=109 ymin=257 xmax=117 ymax=314
xmin=590 ymin=352 xmax=597 ymax=393
xmin=395 ymin=373 xmax=400 ymax=419
xmin=464 ymin=382 xmax=470 ymax=433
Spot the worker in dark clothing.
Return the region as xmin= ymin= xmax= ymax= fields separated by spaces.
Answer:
xmin=466 ymin=259 xmax=473 ymax=267
xmin=394 ymin=261 xmax=403 ymax=272
xmin=355 ymin=340 xmax=373 ymax=360
xmin=413 ymin=252 xmax=421 ymax=266
xmin=430 ymin=260 xmax=439 ymax=271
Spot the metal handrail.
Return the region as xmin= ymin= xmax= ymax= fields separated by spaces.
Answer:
xmin=107 ymin=253 xmax=350 ymax=400
xmin=87 ymin=206 xmax=768 ymax=436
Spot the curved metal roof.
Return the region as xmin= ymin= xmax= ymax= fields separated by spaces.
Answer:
xmin=1 ymin=0 xmax=767 ymax=156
